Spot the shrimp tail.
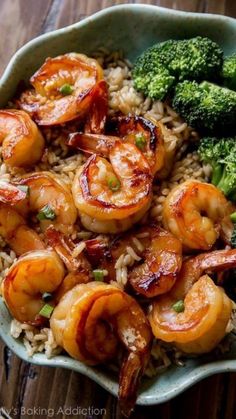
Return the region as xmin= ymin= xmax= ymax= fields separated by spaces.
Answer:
xmin=119 ymin=352 xmax=149 ymax=417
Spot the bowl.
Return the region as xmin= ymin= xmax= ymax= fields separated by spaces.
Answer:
xmin=0 ymin=4 xmax=236 ymax=405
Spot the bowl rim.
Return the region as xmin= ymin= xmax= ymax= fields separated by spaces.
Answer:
xmin=0 ymin=3 xmax=236 ymax=406
xmin=1 ymin=3 xmax=236 ymax=85
xmin=0 ymin=308 xmax=236 ymax=405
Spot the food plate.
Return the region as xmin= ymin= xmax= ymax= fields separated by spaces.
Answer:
xmin=0 ymin=4 xmax=236 ymax=405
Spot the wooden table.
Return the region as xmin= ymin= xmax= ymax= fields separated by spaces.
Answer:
xmin=0 ymin=1 xmax=236 ymax=418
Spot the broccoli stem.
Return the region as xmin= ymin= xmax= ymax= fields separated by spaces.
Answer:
xmin=217 ymin=169 xmax=235 ymax=197
xmin=211 ymin=163 xmax=223 ymax=186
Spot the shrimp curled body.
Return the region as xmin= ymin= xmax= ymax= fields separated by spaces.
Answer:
xmin=149 ymin=249 xmax=236 ymax=354
xmin=16 ymin=171 xmax=78 ymax=234
xmin=0 ymin=110 xmax=45 ymax=167
xmin=162 ymin=180 xmax=233 ymax=250
xmin=2 ymin=250 xmax=65 ymax=324
xmin=19 ymin=53 xmax=104 ymax=126
xmin=51 ymin=282 xmax=152 ymax=416
xmin=72 ymin=141 xmax=153 ymax=233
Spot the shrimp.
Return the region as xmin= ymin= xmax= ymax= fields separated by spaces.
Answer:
xmin=0 ymin=204 xmax=45 ymax=256
xmin=128 ymin=226 xmax=182 ymax=297
xmin=15 ymin=171 xmax=78 ymax=234
xmin=88 ymin=225 xmax=182 ymax=297
xmin=0 ymin=109 xmax=45 ymax=167
xmin=68 ymin=115 xmax=165 ymax=176
xmin=0 ymin=180 xmax=45 ymax=254
xmin=149 ymin=249 xmax=236 ymax=354
xmin=50 ymin=282 xmax=152 ymax=416
xmin=18 ymin=53 xmax=105 ymax=126
xmin=45 ymin=226 xmax=92 ymax=301
xmin=162 ymin=180 xmax=233 ymax=250
xmin=2 ymin=250 xmax=65 ymax=324
xmin=72 ymin=141 xmax=153 ymax=233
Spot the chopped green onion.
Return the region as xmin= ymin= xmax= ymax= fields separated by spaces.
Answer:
xmin=42 ymin=292 xmax=53 ymax=302
xmin=230 ymin=212 xmax=236 ymax=223
xmin=17 ymin=185 xmax=29 ymax=196
xmin=107 ymin=176 xmax=121 ymax=192
xmin=37 ymin=204 xmax=56 ymax=221
xmin=172 ymin=300 xmax=185 ymax=313
xmin=59 ymin=83 xmax=74 ymax=95
xmin=135 ymin=133 xmax=146 ymax=151
xmin=93 ymin=269 xmax=104 ymax=281
xmin=39 ymin=304 xmax=54 ymax=319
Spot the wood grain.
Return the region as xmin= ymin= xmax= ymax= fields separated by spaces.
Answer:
xmin=1 ymin=1 xmax=236 ymax=418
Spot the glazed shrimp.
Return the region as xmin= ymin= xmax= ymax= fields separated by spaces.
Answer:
xmin=2 ymin=250 xmax=65 ymax=324
xmin=0 ymin=180 xmax=45 ymax=254
xmin=88 ymin=225 xmax=182 ymax=297
xmin=50 ymin=282 xmax=152 ymax=416
xmin=0 ymin=204 xmax=45 ymax=256
xmin=68 ymin=115 xmax=165 ymax=176
xmin=19 ymin=53 xmax=104 ymax=126
xmin=128 ymin=226 xmax=182 ymax=297
xmin=162 ymin=180 xmax=233 ymax=250
xmin=0 ymin=110 xmax=45 ymax=167
xmin=16 ymin=171 xmax=77 ymax=234
xmin=72 ymin=141 xmax=153 ymax=233
xmin=45 ymin=226 xmax=92 ymax=302
xmin=149 ymin=249 xmax=236 ymax=354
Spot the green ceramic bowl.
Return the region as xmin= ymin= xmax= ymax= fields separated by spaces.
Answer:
xmin=0 ymin=4 xmax=236 ymax=405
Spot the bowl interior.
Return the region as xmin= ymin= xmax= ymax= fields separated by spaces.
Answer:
xmin=0 ymin=4 xmax=236 ymax=405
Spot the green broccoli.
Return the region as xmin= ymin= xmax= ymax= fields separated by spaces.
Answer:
xmin=172 ymin=80 xmax=236 ymax=134
xmin=222 ymin=53 xmax=236 ymax=91
xmin=133 ymin=62 xmax=175 ymax=100
xmin=198 ymin=137 xmax=236 ymax=199
xmin=169 ymin=36 xmax=223 ymax=81
xmin=132 ymin=36 xmax=223 ymax=100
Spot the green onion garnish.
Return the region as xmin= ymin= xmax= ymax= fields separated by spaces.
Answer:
xmin=93 ymin=269 xmax=104 ymax=281
xmin=107 ymin=176 xmax=121 ymax=192
xmin=17 ymin=185 xmax=29 ymax=196
xmin=37 ymin=205 xmax=56 ymax=221
xmin=172 ymin=300 xmax=185 ymax=313
xmin=230 ymin=212 xmax=236 ymax=223
xmin=39 ymin=304 xmax=54 ymax=319
xmin=59 ymin=83 xmax=74 ymax=95
xmin=135 ymin=133 xmax=146 ymax=151
xmin=42 ymin=292 xmax=53 ymax=302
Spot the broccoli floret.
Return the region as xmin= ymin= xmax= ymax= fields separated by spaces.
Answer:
xmin=133 ymin=62 xmax=175 ymax=100
xmin=173 ymin=80 xmax=236 ymax=134
xmin=198 ymin=137 xmax=236 ymax=199
xmin=170 ymin=36 xmax=223 ymax=81
xmin=132 ymin=36 xmax=223 ymax=100
xmin=222 ymin=53 xmax=236 ymax=91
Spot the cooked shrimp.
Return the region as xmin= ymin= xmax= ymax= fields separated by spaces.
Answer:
xmin=18 ymin=53 xmax=104 ymax=125
xmin=0 ymin=109 xmax=45 ymax=167
xmin=129 ymin=226 xmax=182 ymax=297
xmin=149 ymin=249 xmax=236 ymax=354
xmin=84 ymin=80 xmax=108 ymax=134
xmin=0 ymin=182 xmax=44 ymax=254
xmin=2 ymin=250 xmax=65 ymax=324
xmin=89 ymin=225 xmax=182 ymax=297
xmin=68 ymin=115 xmax=165 ymax=176
xmin=50 ymin=282 xmax=152 ymax=416
xmin=162 ymin=180 xmax=233 ymax=250
xmin=16 ymin=171 xmax=77 ymax=234
xmin=0 ymin=204 xmax=45 ymax=256
xmin=72 ymin=141 xmax=153 ymax=233
xmin=108 ymin=116 xmax=165 ymax=175
xmin=45 ymin=226 xmax=92 ymax=301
